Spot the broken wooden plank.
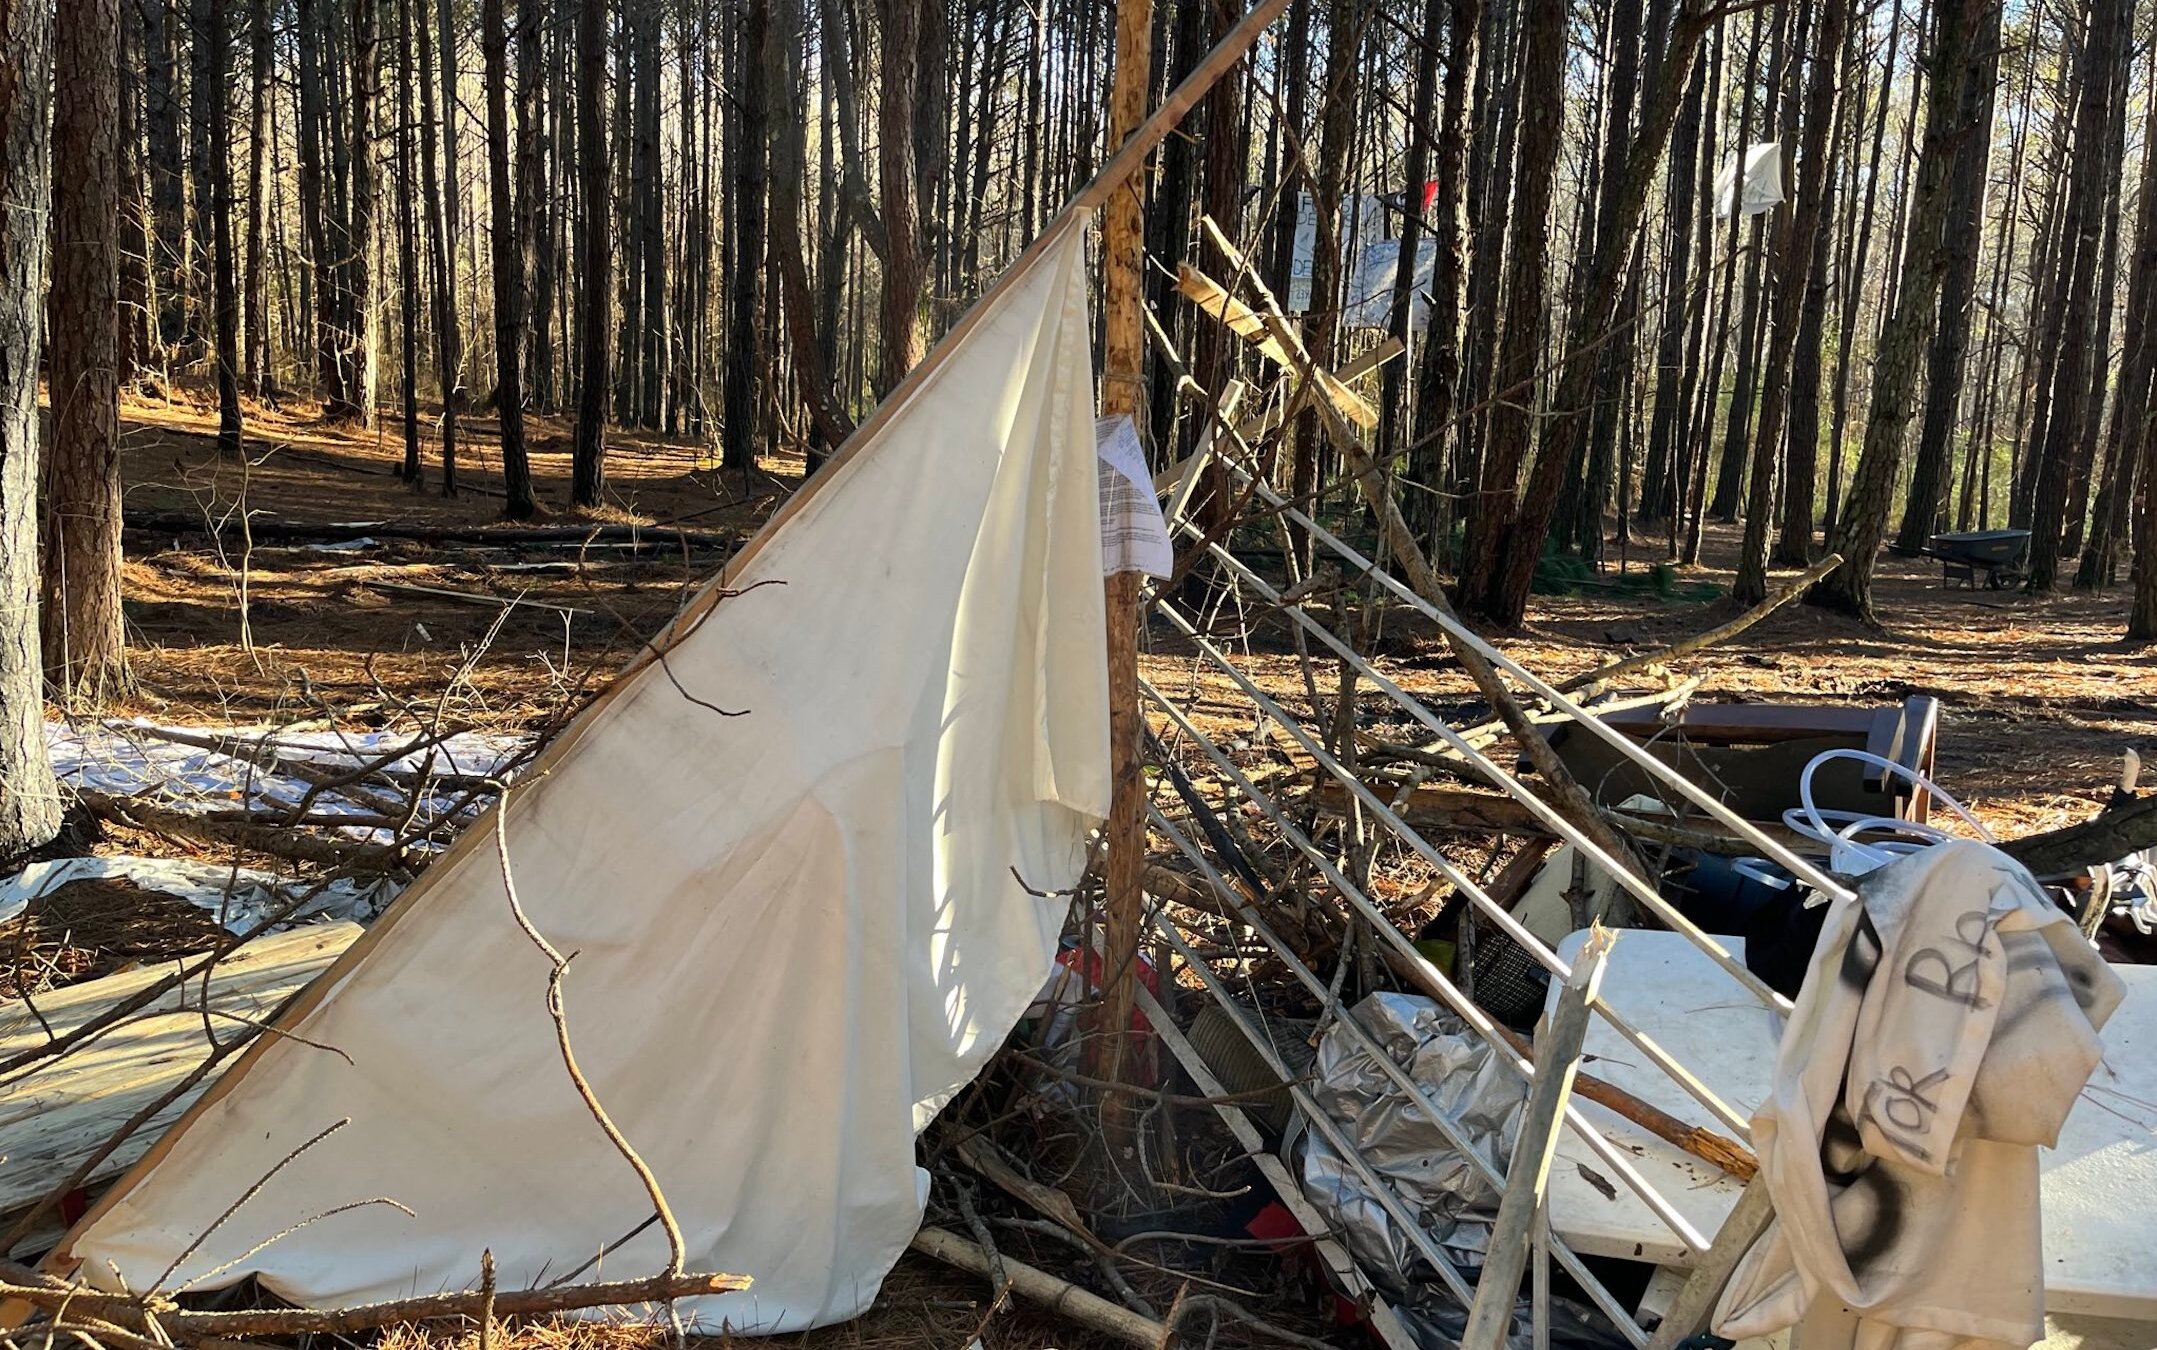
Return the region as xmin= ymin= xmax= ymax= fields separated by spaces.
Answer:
xmin=1175 ymin=264 xmax=1379 ymax=428
xmin=0 ymin=923 xmax=361 ymax=1218
xmin=358 ymin=580 xmax=592 ymax=617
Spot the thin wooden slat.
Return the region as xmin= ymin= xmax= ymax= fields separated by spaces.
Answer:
xmin=0 ymin=924 xmax=360 ymax=1217
xmin=1175 ymin=263 xmax=1379 ymax=427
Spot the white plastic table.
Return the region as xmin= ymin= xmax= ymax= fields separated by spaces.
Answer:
xmin=1541 ymin=929 xmax=2157 ymax=1320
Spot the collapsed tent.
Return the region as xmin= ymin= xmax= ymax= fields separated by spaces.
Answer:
xmin=56 ymin=224 xmax=1110 ymax=1333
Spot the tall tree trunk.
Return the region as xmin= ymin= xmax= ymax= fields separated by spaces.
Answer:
xmin=660 ymin=0 xmax=685 ymax=431
xmin=243 ymin=0 xmax=272 ymax=396
xmin=1286 ymin=0 xmax=1359 ymax=571
xmin=47 ymin=0 xmax=130 ymax=699
xmin=1558 ymin=0 xmax=1646 ymax=556
xmin=913 ymin=0 xmax=948 ymax=332
xmin=610 ymin=19 xmax=638 ymax=425
xmin=2027 ymin=0 xmax=2128 ymax=591
xmin=634 ymin=4 xmax=665 ymax=427
xmin=327 ymin=0 xmax=380 ymax=423
xmin=2135 ymin=389 xmax=2157 ymax=637
xmin=1262 ymin=0 xmax=1310 ymax=298
xmin=482 ymin=0 xmax=536 ymax=517
xmin=514 ymin=0 xmax=547 ymax=423
xmin=1143 ymin=0 xmax=1203 ymax=458
xmin=1482 ymin=4 xmax=1721 ymax=624
xmin=206 ymin=0 xmax=242 ymax=452
xmin=1641 ymin=39 xmax=1707 ymax=534
xmin=2080 ymin=41 xmax=2157 ymax=591
xmin=394 ymin=0 xmax=421 ymax=483
xmin=1710 ymin=8 xmax=1789 ymax=525
xmin=418 ymin=0 xmax=460 ymax=492
xmin=1408 ymin=0 xmax=1479 ymax=547
xmin=296 ymin=0 xmax=329 ymax=400
xmin=1824 ymin=0 xmax=1900 ymax=539
xmin=1734 ymin=0 xmax=1849 ymax=605
xmin=118 ymin=0 xmax=151 ymax=383
xmin=1774 ymin=5 xmax=1860 ymax=565
xmin=1378 ymin=0 xmax=1442 ymax=489
xmin=1456 ymin=0 xmax=1518 ymax=538
xmin=2009 ymin=45 xmax=2077 ymax=531
xmin=0 ymin=0 xmax=62 ymax=855
xmin=188 ymin=0 xmax=218 ymax=363
xmin=2063 ymin=81 xmax=2128 ymax=560
xmin=877 ymin=0 xmax=925 ymax=392
xmin=1186 ymin=0 xmax=1245 ymax=531
xmin=723 ymin=0 xmax=770 ymax=471
xmin=1811 ymin=0 xmax=1998 ymax=620
xmin=143 ymin=0 xmax=187 ymax=364
xmin=1458 ymin=0 xmax=1561 ymax=616
xmin=571 ymin=0 xmax=609 ymax=505
xmin=768 ymin=0 xmax=851 ymax=451
xmin=528 ymin=0 xmax=561 ymax=413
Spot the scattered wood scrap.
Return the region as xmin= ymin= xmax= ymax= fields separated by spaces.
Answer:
xmin=0 ymin=923 xmax=359 ymax=1222
xmin=1174 ymin=263 xmax=1378 ymax=428
xmin=122 ymin=511 xmax=738 ymax=550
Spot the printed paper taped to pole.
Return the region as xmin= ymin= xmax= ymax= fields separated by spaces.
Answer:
xmin=64 ymin=226 xmax=1111 ymax=1334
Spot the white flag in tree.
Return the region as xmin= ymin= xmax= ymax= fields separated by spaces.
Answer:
xmin=1716 ymin=142 xmax=1786 ymax=218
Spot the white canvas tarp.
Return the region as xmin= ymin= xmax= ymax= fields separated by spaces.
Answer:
xmin=1287 ymin=192 xmax=1436 ymax=330
xmin=64 ymin=225 xmax=1111 ymax=1333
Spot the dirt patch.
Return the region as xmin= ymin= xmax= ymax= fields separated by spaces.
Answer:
xmin=0 ymin=875 xmax=227 ymax=999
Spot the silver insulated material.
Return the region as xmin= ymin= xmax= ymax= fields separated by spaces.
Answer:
xmin=1301 ymin=992 xmax=1526 ymax=1291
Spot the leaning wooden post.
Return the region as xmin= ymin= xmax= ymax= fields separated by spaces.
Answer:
xmin=1460 ymin=926 xmax=1616 ymax=1350
xmin=1087 ymin=0 xmax=1156 ymax=1149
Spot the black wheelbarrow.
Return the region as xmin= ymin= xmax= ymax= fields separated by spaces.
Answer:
xmin=1923 ymin=528 xmax=2031 ymax=589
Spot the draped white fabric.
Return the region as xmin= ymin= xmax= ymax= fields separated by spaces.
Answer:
xmin=70 ymin=226 xmax=1111 ymax=1334
xmin=1715 ymin=841 xmax=2124 ymax=1350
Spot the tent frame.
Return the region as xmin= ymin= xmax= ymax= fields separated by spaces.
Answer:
xmin=27 ymin=0 xmax=1297 ymax=1301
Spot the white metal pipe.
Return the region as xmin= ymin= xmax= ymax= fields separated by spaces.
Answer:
xmin=1144 ymin=679 xmax=1728 ymax=1244
xmin=1176 ymin=529 xmax=1795 ymax=1015
xmin=1144 ymin=619 xmax=1760 ymax=1141
xmin=1149 ymin=800 xmax=1688 ymax=1333
xmin=1224 ymin=470 xmax=1857 ymax=905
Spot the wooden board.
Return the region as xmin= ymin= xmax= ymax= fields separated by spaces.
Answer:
xmin=1174 ymin=264 xmax=1380 ymax=428
xmin=1540 ymin=930 xmax=2157 ymax=1320
xmin=0 ymin=923 xmax=360 ymax=1218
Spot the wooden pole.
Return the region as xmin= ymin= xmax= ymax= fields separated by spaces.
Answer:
xmin=1087 ymin=0 xmax=1155 ymax=1146
xmin=909 ymin=1228 xmax=1162 ymax=1347
xmin=1460 ymin=926 xmax=1615 ymax=1350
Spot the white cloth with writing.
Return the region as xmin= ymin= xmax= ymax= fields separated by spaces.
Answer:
xmin=1095 ymin=414 xmax=1173 ymax=579
xmin=1715 ymin=841 xmax=2124 ymax=1350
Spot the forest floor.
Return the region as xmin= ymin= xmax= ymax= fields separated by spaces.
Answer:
xmin=18 ymin=384 xmax=2157 ymax=1348
xmin=103 ymin=383 xmax=2157 ymax=840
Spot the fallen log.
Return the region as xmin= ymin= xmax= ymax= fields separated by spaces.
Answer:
xmin=1554 ymin=553 xmax=1844 ymax=695
xmin=908 ymin=1227 xmax=1160 ymax=1348
xmin=0 ymin=1264 xmax=747 ymax=1337
xmin=76 ymin=791 xmax=413 ymax=871
xmin=123 ymin=511 xmax=738 ymax=551
xmin=359 ymin=579 xmax=592 ymax=617
xmin=2001 ymin=792 xmax=2157 ymax=875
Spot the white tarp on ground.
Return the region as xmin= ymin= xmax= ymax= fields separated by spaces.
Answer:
xmin=47 ymin=719 xmax=524 ymax=839
xmin=0 ymin=855 xmax=399 ymax=931
xmin=66 ymin=225 xmax=1111 ymax=1332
